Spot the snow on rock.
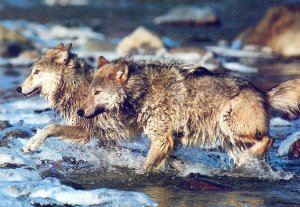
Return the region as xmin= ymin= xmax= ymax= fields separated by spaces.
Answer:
xmin=0 ymin=168 xmax=42 ymax=182
xmin=206 ymin=45 xmax=273 ymax=59
xmin=154 ymin=6 xmax=219 ymax=26
xmin=278 ymin=132 xmax=300 ymax=157
xmin=0 ymin=148 xmax=32 ymax=167
xmin=222 ymin=62 xmax=257 ymax=73
xmin=0 ymin=20 xmax=105 ymax=60
xmin=0 ymin=178 xmax=157 ymax=207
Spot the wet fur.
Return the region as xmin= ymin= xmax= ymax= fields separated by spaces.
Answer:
xmin=86 ymin=59 xmax=300 ymax=172
xmin=20 ymin=45 xmax=136 ymax=152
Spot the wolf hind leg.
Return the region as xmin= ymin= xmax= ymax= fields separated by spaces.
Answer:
xmin=242 ymin=136 xmax=273 ymax=156
xmin=23 ymin=124 xmax=90 ymax=152
xmin=145 ymin=134 xmax=174 ymax=173
xmin=234 ymin=135 xmax=273 ymax=166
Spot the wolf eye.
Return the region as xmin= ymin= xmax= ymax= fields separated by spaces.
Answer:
xmin=94 ymin=90 xmax=101 ymax=95
xmin=33 ymin=70 xmax=40 ymax=75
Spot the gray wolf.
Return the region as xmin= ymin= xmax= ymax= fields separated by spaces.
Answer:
xmin=17 ymin=43 xmax=136 ymax=152
xmin=79 ymin=57 xmax=300 ymax=172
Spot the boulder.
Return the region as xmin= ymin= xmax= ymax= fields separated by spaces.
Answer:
xmin=0 ymin=25 xmax=32 ymax=57
xmin=116 ymin=27 xmax=165 ymax=55
xmin=238 ymin=4 xmax=300 ymax=57
xmin=0 ymin=25 xmax=30 ymax=45
xmin=154 ymin=6 xmax=219 ymax=26
xmin=18 ymin=50 xmax=40 ymax=60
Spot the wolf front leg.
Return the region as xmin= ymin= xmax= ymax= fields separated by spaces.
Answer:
xmin=23 ymin=124 xmax=90 ymax=152
xmin=145 ymin=133 xmax=174 ymax=173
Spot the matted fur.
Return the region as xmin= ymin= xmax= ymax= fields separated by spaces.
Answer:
xmin=18 ymin=44 xmax=137 ymax=152
xmin=83 ymin=58 xmax=300 ymax=172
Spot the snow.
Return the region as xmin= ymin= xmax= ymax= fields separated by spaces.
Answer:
xmin=0 ymin=178 xmax=157 ymax=207
xmin=278 ymin=132 xmax=300 ymax=157
xmin=206 ymin=45 xmax=273 ymax=59
xmin=0 ymin=168 xmax=41 ymax=182
xmin=154 ymin=6 xmax=218 ymax=25
xmin=0 ymin=148 xmax=31 ymax=167
xmin=223 ymin=62 xmax=257 ymax=73
xmin=270 ymin=117 xmax=292 ymax=127
xmin=0 ymin=97 xmax=157 ymax=206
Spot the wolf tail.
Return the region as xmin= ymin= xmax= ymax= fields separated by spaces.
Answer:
xmin=267 ymin=79 xmax=300 ymax=119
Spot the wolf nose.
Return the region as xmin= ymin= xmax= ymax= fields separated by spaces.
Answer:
xmin=16 ymin=86 xmax=22 ymax=93
xmin=77 ymin=109 xmax=85 ymax=117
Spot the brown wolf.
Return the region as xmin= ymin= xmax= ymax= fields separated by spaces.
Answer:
xmin=80 ymin=57 xmax=300 ymax=172
xmin=17 ymin=43 xmax=136 ymax=152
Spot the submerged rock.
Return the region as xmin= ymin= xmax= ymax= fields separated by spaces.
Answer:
xmin=116 ymin=27 xmax=165 ymax=55
xmin=154 ymin=6 xmax=219 ymax=26
xmin=179 ymin=177 xmax=225 ymax=191
xmin=238 ymin=4 xmax=300 ymax=57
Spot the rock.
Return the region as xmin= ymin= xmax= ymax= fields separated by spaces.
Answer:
xmin=0 ymin=139 xmax=8 ymax=148
xmin=0 ymin=42 xmax=23 ymax=57
xmin=83 ymin=39 xmax=115 ymax=52
xmin=0 ymin=127 xmax=34 ymax=139
xmin=18 ymin=50 xmax=40 ymax=60
xmin=238 ymin=4 xmax=300 ymax=57
xmin=154 ymin=6 xmax=219 ymax=26
xmin=288 ymin=139 xmax=300 ymax=159
xmin=116 ymin=27 xmax=165 ymax=55
xmin=179 ymin=177 xmax=224 ymax=191
xmin=0 ymin=121 xmax=12 ymax=131
xmin=0 ymin=25 xmax=32 ymax=57
xmin=0 ymin=25 xmax=30 ymax=45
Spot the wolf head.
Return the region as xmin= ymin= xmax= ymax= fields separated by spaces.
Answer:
xmin=16 ymin=43 xmax=74 ymax=98
xmin=78 ymin=56 xmax=129 ymax=119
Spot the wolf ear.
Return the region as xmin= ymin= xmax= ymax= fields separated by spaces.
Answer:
xmin=97 ymin=56 xmax=109 ymax=68
xmin=55 ymin=43 xmax=64 ymax=50
xmin=64 ymin=43 xmax=72 ymax=52
xmin=55 ymin=43 xmax=72 ymax=65
xmin=114 ymin=61 xmax=129 ymax=84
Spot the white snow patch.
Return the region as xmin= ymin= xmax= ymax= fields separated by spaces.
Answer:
xmin=223 ymin=62 xmax=257 ymax=73
xmin=0 ymin=178 xmax=157 ymax=207
xmin=270 ymin=117 xmax=292 ymax=127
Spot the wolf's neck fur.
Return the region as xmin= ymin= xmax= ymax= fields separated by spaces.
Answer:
xmin=47 ymin=54 xmax=93 ymax=126
xmin=118 ymin=63 xmax=152 ymax=126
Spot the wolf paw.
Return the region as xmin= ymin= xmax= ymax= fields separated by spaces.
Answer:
xmin=145 ymin=164 xmax=156 ymax=173
xmin=23 ymin=135 xmax=45 ymax=152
